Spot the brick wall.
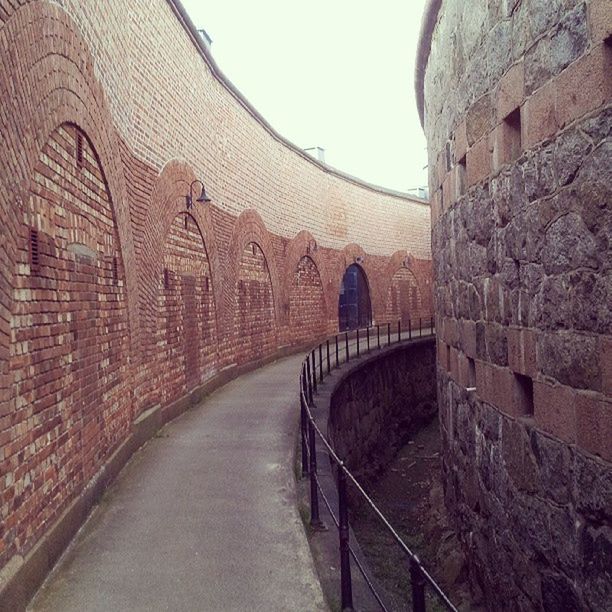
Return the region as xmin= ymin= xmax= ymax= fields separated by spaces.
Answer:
xmin=0 ymin=0 xmax=433 ymax=576
xmin=420 ymin=0 xmax=611 ymax=608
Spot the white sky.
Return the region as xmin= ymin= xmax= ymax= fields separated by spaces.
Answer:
xmin=181 ymin=0 xmax=428 ymax=193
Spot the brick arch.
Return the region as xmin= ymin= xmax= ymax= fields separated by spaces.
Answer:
xmin=332 ymin=243 xmax=385 ymax=325
xmin=224 ymin=209 xmax=281 ymax=335
xmin=281 ymin=230 xmax=331 ymax=324
xmin=151 ymin=211 xmax=219 ymax=407
xmin=0 ymin=2 xmax=140 ymax=421
xmin=288 ymin=256 xmax=328 ymax=346
xmin=4 ymin=120 xmax=133 ymax=569
xmin=138 ymin=160 xmax=222 ymax=360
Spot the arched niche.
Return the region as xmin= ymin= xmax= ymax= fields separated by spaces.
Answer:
xmin=338 ymin=264 xmax=372 ymax=331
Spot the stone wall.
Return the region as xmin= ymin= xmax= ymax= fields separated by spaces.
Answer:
xmin=328 ymin=340 xmax=437 ymax=484
xmin=418 ymin=0 xmax=611 ymax=609
xmin=0 ymin=0 xmax=434 ymax=581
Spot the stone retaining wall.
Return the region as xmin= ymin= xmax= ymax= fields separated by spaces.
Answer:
xmin=328 ymin=340 xmax=437 ymax=484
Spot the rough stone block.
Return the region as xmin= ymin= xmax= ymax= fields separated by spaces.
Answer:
xmin=555 ymin=43 xmax=612 ymax=129
xmin=600 ymin=336 xmax=612 ymax=397
xmin=589 ymin=0 xmax=612 ymax=44
xmin=538 ymin=330 xmax=601 ymax=392
xmin=466 ymin=136 xmax=492 ymax=187
xmin=497 ymin=61 xmax=525 ymax=121
xmin=522 ymin=80 xmax=558 ymax=149
xmin=533 ymin=379 xmax=576 ymax=443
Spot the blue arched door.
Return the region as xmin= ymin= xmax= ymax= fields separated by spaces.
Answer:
xmin=338 ymin=264 xmax=371 ymax=331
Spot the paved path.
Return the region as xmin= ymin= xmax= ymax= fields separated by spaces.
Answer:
xmin=30 ymin=354 xmax=327 ymax=612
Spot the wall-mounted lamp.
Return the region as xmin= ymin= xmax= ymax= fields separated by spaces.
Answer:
xmin=306 ymin=239 xmax=318 ymax=254
xmin=354 ymin=255 xmax=364 ymax=265
xmin=185 ymin=180 xmax=211 ymax=210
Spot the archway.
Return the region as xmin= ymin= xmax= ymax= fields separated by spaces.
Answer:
xmin=235 ymin=241 xmax=276 ymax=364
xmin=289 ymin=256 xmax=326 ymax=345
xmin=386 ymin=267 xmax=423 ymax=325
xmin=338 ymin=264 xmax=372 ymax=331
xmin=155 ymin=212 xmax=218 ymax=406
xmin=8 ymin=123 xmax=132 ymax=538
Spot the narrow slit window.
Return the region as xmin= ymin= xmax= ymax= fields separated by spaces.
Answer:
xmin=514 ymin=372 xmax=534 ymax=416
xmin=163 ymin=268 xmax=170 ymax=290
xmin=468 ymin=357 xmax=476 ymax=388
xmin=457 ymin=155 xmax=467 ymax=197
xmin=502 ymin=108 xmax=521 ymax=164
xmin=112 ymin=257 xmax=119 ymax=285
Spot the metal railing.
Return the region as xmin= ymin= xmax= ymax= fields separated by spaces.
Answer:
xmin=299 ymin=316 xmax=458 ymax=612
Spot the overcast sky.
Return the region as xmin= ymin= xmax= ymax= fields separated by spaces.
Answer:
xmin=181 ymin=0 xmax=428 ymax=193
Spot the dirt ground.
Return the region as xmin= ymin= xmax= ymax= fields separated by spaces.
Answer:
xmin=349 ymin=418 xmax=483 ymax=611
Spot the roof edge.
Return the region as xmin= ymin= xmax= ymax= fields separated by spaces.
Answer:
xmin=166 ymin=0 xmax=429 ymax=205
xmin=415 ymin=0 xmax=443 ymax=129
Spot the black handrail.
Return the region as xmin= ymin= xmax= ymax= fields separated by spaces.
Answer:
xmin=298 ymin=315 xmax=457 ymax=612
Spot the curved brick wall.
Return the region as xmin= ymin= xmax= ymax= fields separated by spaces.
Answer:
xmin=419 ymin=1 xmax=611 ymax=609
xmin=0 ymin=0 xmax=433 ymax=592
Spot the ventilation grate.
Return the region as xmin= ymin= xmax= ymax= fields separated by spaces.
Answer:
xmin=76 ymin=132 xmax=84 ymax=169
xmin=112 ymin=257 xmax=119 ymax=285
xmin=30 ymin=228 xmax=40 ymax=271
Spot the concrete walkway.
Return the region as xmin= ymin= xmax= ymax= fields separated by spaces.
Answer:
xmin=29 ymin=354 xmax=327 ymax=612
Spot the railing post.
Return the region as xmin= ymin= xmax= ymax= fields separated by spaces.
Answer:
xmin=306 ymin=357 xmax=313 ymax=404
xmin=308 ymin=421 xmax=324 ymax=530
xmin=300 ymin=388 xmax=309 ymax=476
xmin=387 ymin=322 xmax=391 ymax=345
xmin=398 ymin=320 xmax=401 ymax=343
xmin=345 ymin=332 xmax=349 ymax=363
xmin=377 ymin=324 xmax=380 ymax=349
xmin=319 ymin=344 xmax=324 ymax=383
xmin=431 ymin=316 xmax=434 ymax=335
xmin=326 ymin=339 xmax=331 ymax=375
xmin=419 ymin=317 xmax=422 ymax=337
xmin=311 ymin=350 xmax=317 ymax=393
xmin=336 ymin=335 xmax=340 ymax=368
xmin=338 ymin=465 xmax=354 ymax=611
xmin=366 ymin=326 xmax=370 ymax=352
xmin=410 ymin=557 xmax=426 ymax=612
xmin=356 ymin=329 xmax=360 ymax=357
